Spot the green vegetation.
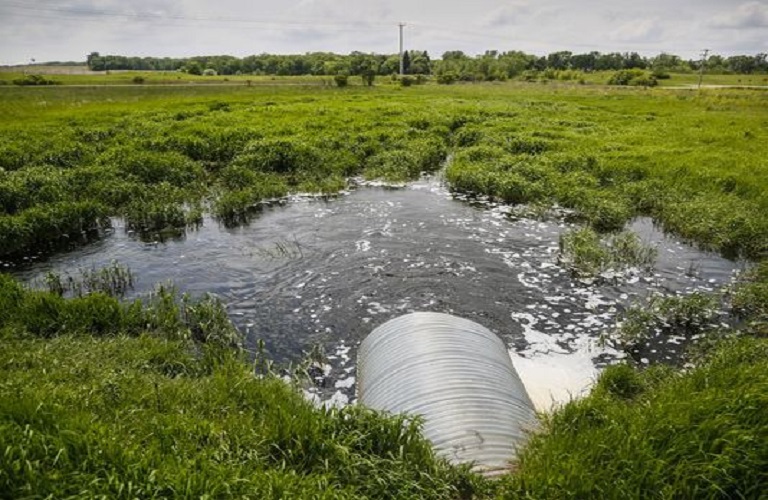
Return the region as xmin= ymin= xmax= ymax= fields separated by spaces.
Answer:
xmin=0 ymin=273 xmax=481 ymax=498
xmin=558 ymin=227 xmax=657 ymax=278
xmin=12 ymin=74 xmax=60 ymax=86
xmin=497 ymin=336 xmax=768 ymax=498
xmin=1 ymin=78 xmax=767 ymax=497
xmin=731 ymin=261 xmax=768 ymax=336
xmin=615 ymin=292 xmax=721 ymax=352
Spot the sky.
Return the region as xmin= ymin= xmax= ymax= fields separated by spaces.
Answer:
xmin=1 ymin=0 xmax=766 ymax=65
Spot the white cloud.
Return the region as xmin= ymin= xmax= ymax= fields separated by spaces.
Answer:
xmin=710 ymin=1 xmax=768 ymax=29
xmin=0 ymin=0 xmax=765 ymax=65
xmin=483 ymin=2 xmax=532 ymax=27
xmin=608 ymin=18 xmax=664 ymax=43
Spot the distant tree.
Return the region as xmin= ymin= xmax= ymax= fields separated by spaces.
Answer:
xmin=86 ymin=52 xmax=102 ymax=70
xmin=571 ymin=52 xmax=598 ymax=72
xmin=547 ymin=51 xmax=572 ymax=70
xmin=402 ymin=50 xmax=411 ymax=74
xmin=497 ymin=51 xmax=534 ymax=78
xmin=441 ymin=51 xmax=468 ymax=61
xmin=624 ymin=52 xmax=647 ymax=69
xmin=596 ymin=52 xmax=625 ymax=71
xmin=409 ymin=51 xmax=431 ymax=75
xmin=726 ymin=55 xmax=760 ymax=74
xmin=650 ymin=53 xmax=684 ymax=72
xmin=357 ymin=56 xmax=378 ymax=86
xmin=381 ymin=55 xmax=400 ymax=75
xmin=185 ymin=61 xmax=203 ymax=75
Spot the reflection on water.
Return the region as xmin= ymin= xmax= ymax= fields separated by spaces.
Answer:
xmin=9 ymin=177 xmax=741 ymax=410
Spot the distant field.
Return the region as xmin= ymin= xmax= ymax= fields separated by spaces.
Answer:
xmin=0 ymin=68 xmax=333 ymax=86
xmin=2 ymin=66 xmax=766 ymax=88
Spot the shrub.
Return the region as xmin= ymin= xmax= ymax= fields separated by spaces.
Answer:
xmin=333 ymin=74 xmax=348 ymax=87
xmin=608 ymin=69 xmax=658 ymax=87
xmin=436 ymin=72 xmax=458 ymax=85
xmin=132 ymin=76 xmax=145 ymax=84
xmin=12 ymin=74 xmax=59 ymax=86
xmin=400 ymin=75 xmax=415 ymax=87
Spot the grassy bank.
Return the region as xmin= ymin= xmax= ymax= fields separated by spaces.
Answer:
xmin=497 ymin=335 xmax=768 ymax=498
xmin=1 ymin=270 xmax=765 ymax=498
xmin=0 ymin=274 xmax=483 ymax=498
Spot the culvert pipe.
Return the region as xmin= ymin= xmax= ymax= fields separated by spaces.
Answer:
xmin=357 ymin=312 xmax=537 ymax=473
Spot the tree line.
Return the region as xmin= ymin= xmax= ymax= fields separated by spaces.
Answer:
xmin=85 ymin=50 xmax=768 ymax=79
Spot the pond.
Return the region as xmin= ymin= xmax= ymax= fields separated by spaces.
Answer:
xmin=9 ymin=176 xmax=741 ymax=410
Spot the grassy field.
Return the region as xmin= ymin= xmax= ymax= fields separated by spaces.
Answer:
xmin=1 ymin=80 xmax=767 ymax=497
xmin=3 ymin=67 xmax=767 ymax=88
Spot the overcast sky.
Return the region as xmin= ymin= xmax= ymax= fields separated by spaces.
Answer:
xmin=1 ymin=0 xmax=766 ymax=65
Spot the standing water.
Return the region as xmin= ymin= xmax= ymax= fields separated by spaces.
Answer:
xmin=9 ymin=177 xmax=740 ymax=410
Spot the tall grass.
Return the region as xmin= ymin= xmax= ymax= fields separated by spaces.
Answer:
xmin=496 ymin=336 xmax=768 ymax=498
xmin=0 ymin=271 xmax=484 ymax=498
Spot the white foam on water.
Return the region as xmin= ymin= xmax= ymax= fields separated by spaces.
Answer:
xmin=511 ymin=347 xmax=600 ymax=413
xmin=356 ymin=240 xmax=371 ymax=252
xmin=335 ymin=376 xmax=356 ymax=389
xmin=510 ymin=311 xmax=624 ymax=413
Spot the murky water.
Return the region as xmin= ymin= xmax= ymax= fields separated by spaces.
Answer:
xmin=9 ymin=177 xmax=741 ymax=410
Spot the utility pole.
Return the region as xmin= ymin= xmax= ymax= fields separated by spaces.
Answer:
xmin=398 ymin=23 xmax=406 ymax=76
xmin=697 ymin=48 xmax=709 ymax=89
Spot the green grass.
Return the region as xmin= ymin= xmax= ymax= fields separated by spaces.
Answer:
xmin=558 ymin=227 xmax=657 ymax=278
xmin=0 ymin=274 xmax=484 ymax=499
xmin=0 ymin=338 xmax=482 ymax=499
xmin=1 ymin=80 xmax=768 ymax=497
xmin=0 ymin=68 xmax=335 ymax=86
xmin=496 ymin=336 xmax=768 ymax=499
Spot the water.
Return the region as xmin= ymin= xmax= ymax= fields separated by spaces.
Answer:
xmin=9 ymin=177 xmax=741 ymax=411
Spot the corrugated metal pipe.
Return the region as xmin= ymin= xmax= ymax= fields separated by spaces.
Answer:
xmin=357 ymin=312 xmax=537 ymax=474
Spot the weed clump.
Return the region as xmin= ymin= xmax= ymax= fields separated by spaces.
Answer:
xmin=558 ymin=227 xmax=657 ymax=278
xmin=615 ymin=292 xmax=721 ymax=352
xmin=731 ymin=261 xmax=768 ymax=335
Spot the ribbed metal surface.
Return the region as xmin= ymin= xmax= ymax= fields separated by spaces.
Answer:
xmin=357 ymin=312 xmax=537 ymax=471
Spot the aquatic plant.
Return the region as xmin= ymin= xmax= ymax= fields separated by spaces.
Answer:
xmin=558 ymin=227 xmax=657 ymax=278
xmin=615 ymin=292 xmax=721 ymax=351
xmin=42 ymin=261 xmax=135 ymax=298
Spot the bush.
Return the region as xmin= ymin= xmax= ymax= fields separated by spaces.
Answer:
xmin=400 ymin=75 xmax=415 ymax=87
xmin=12 ymin=74 xmax=59 ymax=86
xmin=333 ymin=74 xmax=349 ymax=87
xmin=608 ymin=69 xmax=658 ymax=87
xmin=132 ymin=76 xmax=145 ymax=84
xmin=436 ymin=72 xmax=458 ymax=85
